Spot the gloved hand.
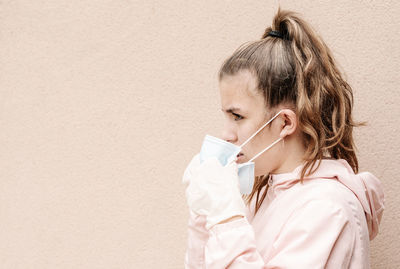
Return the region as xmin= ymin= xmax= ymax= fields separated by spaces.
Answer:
xmin=182 ymin=153 xmax=201 ymax=188
xmin=182 ymin=154 xmax=246 ymax=230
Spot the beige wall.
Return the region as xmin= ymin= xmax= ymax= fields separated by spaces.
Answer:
xmin=0 ymin=0 xmax=398 ymax=268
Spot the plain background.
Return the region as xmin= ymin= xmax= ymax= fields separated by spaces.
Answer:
xmin=0 ymin=0 xmax=399 ymax=268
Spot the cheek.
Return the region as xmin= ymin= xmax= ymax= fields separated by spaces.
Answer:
xmin=237 ymin=122 xmax=257 ymax=147
xmin=247 ymin=129 xmax=274 ymax=155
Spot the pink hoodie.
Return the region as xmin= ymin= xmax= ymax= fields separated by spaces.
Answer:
xmin=184 ymin=159 xmax=385 ymax=268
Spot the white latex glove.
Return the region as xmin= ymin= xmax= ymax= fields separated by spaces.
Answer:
xmin=183 ymin=155 xmax=246 ymax=230
xmin=182 ymin=153 xmax=201 ymax=188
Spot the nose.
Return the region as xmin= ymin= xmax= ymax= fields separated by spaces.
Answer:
xmin=221 ymin=122 xmax=238 ymax=144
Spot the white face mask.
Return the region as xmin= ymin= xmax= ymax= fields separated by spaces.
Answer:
xmin=199 ymin=110 xmax=283 ymax=194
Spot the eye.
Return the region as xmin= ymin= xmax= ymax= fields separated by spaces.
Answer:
xmin=232 ymin=112 xmax=243 ymax=121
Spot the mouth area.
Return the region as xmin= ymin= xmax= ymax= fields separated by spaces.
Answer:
xmin=235 ymin=153 xmax=244 ymax=163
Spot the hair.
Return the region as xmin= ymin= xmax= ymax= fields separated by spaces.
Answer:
xmin=218 ymin=8 xmax=365 ymax=215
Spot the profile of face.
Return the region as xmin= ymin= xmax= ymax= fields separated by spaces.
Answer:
xmin=219 ymin=69 xmax=298 ymax=176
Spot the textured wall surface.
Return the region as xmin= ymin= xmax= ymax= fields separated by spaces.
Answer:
xmin=0 ymin=0 xmax=398 ymax=268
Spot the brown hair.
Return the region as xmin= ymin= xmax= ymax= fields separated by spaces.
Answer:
xmin=218 ymin=9 xmax=364 ymax=214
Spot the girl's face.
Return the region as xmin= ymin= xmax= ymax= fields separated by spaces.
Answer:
xmin=219 ymin=70 xmax=285 ymax=176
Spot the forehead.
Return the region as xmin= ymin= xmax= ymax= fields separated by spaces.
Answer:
xmin=219 ymin=70 xmax=264 ymax=112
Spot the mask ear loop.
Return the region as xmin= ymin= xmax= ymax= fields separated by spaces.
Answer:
xmin=239 ymin=110 xmax=284 ymax=148
xmin=227 ymin=110 xmax=284 ymax=166
xmin=248 ymin=137 xmax=282 ymax=162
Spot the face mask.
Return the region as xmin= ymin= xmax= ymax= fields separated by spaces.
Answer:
xmin=199 ymin=110 xmax=283 ymax=194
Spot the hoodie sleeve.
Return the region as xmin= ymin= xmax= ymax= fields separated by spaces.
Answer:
xmin=184 ymin=199 xmax=255 ymax=268
xmin=184 ymin=210 xmax=209 ymax=269
xmin=203 ymin=199 xmax=355 ymax=269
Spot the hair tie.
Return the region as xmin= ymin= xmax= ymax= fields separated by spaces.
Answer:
xmin=267 ymin=30 xmax=284 ymax=39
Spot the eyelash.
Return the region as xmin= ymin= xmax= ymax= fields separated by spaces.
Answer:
xmin=232 ymin=113 xmax=243 ymax=121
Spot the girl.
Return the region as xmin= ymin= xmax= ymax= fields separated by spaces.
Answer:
xmin=182 ymin=9 xmax=384 ymax=268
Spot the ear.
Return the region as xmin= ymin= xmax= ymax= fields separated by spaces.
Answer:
xmin=279 ymin=109 xmax=297 ymax=138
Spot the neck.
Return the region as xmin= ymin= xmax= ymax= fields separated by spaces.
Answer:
xmin=271 ymin=136 xmax=306 ymax=175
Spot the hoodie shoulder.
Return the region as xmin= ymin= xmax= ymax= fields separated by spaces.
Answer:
xmin=302 ymin=159 xmax=385 ymax=241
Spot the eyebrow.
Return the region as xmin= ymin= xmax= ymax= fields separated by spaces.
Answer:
xmin=221 ymin=107 xmax=242 ymax=113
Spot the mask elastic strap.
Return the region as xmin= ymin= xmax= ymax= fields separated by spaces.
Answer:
xmin=239 ymin=110 xmax=284 ymax=148
xmin=248 ymin=137 xmax=283 ymax=162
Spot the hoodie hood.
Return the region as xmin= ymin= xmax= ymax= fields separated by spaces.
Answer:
xmin=269 ymin=159 xmax=385 ymax=240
